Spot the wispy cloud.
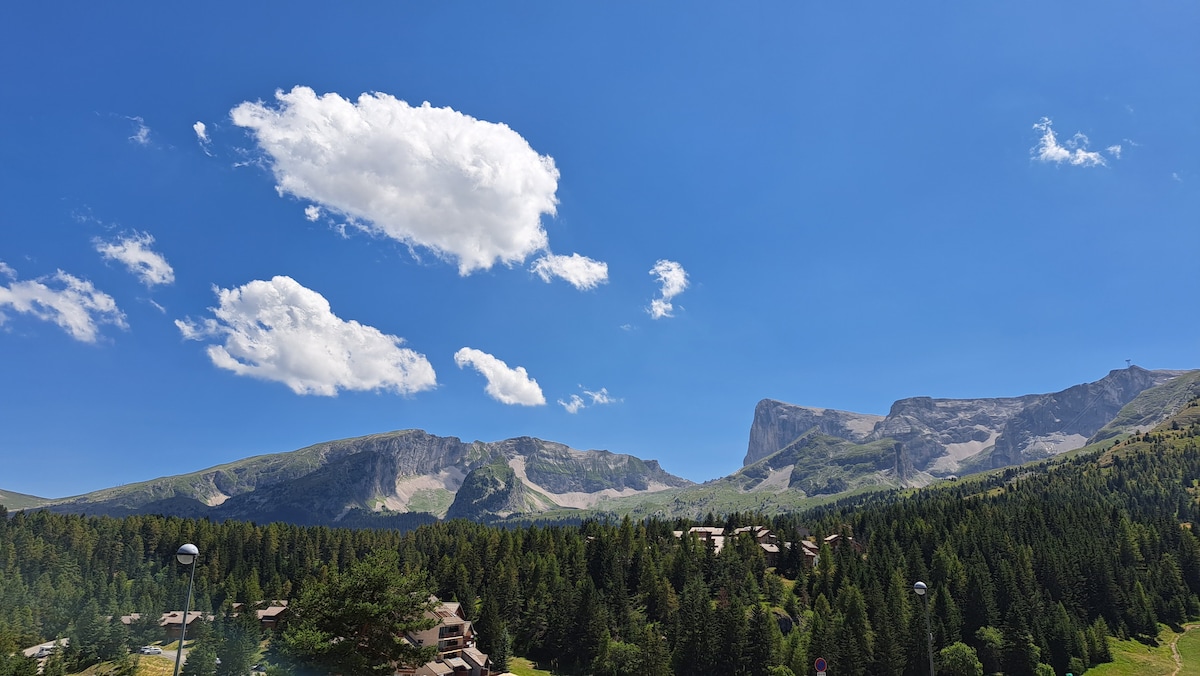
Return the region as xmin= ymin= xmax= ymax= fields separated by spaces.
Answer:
xmin=231 ymin=86 xmax=563 ymax=275
xmin=647 ymin=259 xmax=689 ymax=319
xmin=177 ymin=276 xmax=436 ymax=396
xmin=128 ymin=116 xmax=151 ymax=146
xmin=1031 ymin=118 xmax=1107 ymax=167
xmin=558 ymin=386 xmax=620 ymax=414
xmin=193 ymin=121 xmax=213 ymax=155
xmin=0 ymin=263 xmax=126 ymax=342
xmin=531 ymin=252 xmax=609 ymax=290
xmin=304 ymin=205 xmax=322 ymax=222
xmin=93 ymin=231 xmax=174 ymax=287
xmin=454 ymin=347 xmax=545 ymax=406
xmin=559 ymin=394 xmax=586 ymax=414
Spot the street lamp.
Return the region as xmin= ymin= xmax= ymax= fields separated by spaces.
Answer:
xmin=172 ymin=544 xmax=200 ymax=676
xmin=913 ymin=581 xmax=934 ymax=676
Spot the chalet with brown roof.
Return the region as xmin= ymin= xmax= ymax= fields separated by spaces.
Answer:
xmin=158 ymin=611 xmax=213 ymax=641
xmin=397 ymin=597 xmax=491 ymax=676
xmin=231 ymin=600 xmax=291 ymax=630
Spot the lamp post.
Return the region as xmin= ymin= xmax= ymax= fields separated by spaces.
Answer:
xmin=913 ymin=581 xmax=934 ymax=676
xmin=172 ymin=544 xmax=199 ymax=676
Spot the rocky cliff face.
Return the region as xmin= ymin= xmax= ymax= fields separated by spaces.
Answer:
xmin=865 ymin=394 xmax=1038 ymax=471
xmin=446 ymin=460 xmax=554 ymax=521
xmin=43 ymin=430 xmax=690 ymax=526
xmin=745 ymin=367 xmax=1195 ymax=477
xmin=989 ymin=367 xmax=1182 ymax=466
xmin=743 ymin=400 xmax=883 ymax=465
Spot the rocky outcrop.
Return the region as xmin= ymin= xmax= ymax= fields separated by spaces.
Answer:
xmin=446 ymin=460 xmax=549 ymax=521
xmin=990 ymin=367 xmax=1182 ymax=466
xmin=865 ymin=394 xmax=1037 ymax=470
xmin=496 ymin=437 xmax=691 ymax=494
xmin=745 ymin=367 xmax=1196 ymax=477
xmin=744 ymin=400 xmax=883 ymax=465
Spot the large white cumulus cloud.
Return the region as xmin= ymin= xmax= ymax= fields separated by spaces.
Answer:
xmin=231 ymin=86 xmax=562 ymax=274
xmin=176 ymin=276 xmax=436 ymax=396
xmin=454 ymin=347 xmax=545 ymax=406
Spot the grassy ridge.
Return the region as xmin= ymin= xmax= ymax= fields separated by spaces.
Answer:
xmin=0 ymin=489 xmax=50 ymax=510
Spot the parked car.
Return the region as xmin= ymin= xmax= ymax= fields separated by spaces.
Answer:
xmin=34 ymin=647 xmax=55 ymax=659
xmin=138 ymin=646 xmax=163 ymax=655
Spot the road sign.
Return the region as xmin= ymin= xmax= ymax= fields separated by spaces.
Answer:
xmin=815 ymin=657 xmax=828 ymax=672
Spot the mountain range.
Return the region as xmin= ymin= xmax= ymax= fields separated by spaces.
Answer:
xmin=4 ymin=366 xmax=1197 ymax=525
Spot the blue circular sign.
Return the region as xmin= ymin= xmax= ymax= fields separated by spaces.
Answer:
xmin=815 ymin=657 xmax=828 ymax=671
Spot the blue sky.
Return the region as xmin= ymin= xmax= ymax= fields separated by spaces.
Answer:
xmin=1 ymin=3 xmax=1196 ymax=498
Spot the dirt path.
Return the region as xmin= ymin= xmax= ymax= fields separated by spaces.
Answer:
xmin=1169 ymin=624 xmax=1200 ymax=676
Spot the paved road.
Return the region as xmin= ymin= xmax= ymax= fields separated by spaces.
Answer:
xmin=20 ymin=639 xmax=69 ymax=659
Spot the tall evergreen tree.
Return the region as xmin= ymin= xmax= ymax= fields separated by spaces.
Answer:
xmin=279 ymin=550 xmax=436 ymax=676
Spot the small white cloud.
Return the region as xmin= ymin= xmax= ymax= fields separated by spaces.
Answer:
xmin=559 ymin=394 xmax=586 ymax=414
xmin=1106 ymin=144 xmax=1122 ymax=159
xmin=531 ymin=252 xmax=609 ymax=290
xmin=1173 ymin=172 xmax=1183 ymax=183
xmin=176 ymin=276 xmax=436 ymax=396
xmin=193 ymin=121 xmax=213 ymax=155
xmin=454 ymin=347 xmax=545 ymax=406
xmin=558 ymin=386 xmax=619 ymax=414
xmin=647 ymin=259 xmax=689 ymax=319
xmin=1031 ymin=118 xmax=1106 ymax=167
xmin=128 ymin=116 xmax=151 ymax=146
xmin=0 ymin=266 xmax=127 ymax=342
xmin=304 ymin=205 xmax=322 ymax=222
xmin=93 ymin=231 xmax=175 ymax=287
xmin=231 ymin=86 xmax=561 ymax=275
xmin=586 ymin=387 xmax=617 ymax=406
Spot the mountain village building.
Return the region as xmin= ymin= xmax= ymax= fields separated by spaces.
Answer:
xmin=396 ymin=596 xmax=491 ymax=676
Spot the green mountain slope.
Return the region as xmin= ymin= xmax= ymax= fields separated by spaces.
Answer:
xmin=1090 ymin=369 xmax=1200 ymax=443
xmin=0 ymin=489 xmax=50 ymax=510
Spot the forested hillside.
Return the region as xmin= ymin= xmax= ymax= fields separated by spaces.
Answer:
xmin=2 ymin=399 xmax=1199 ymax=675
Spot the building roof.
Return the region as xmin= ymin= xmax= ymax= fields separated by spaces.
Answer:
xmin=461 ymin=647 xmax=490 ymax=667
xmin=160 ymin=611 xmax=211 ymax=627
xmin=257 ymin=605 xmax=289 ymax=620
xmin=417 ymin=662 xmax=454 ymax=676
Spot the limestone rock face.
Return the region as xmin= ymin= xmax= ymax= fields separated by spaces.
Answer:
xmin=43 ymin=430 xmax=691 ymax=526
xmin=744 ymin=367 xmax=1195 ymax=476
xmin=865 ymin=394 xmax=1037 ymax=471
xmin=743 ymin=400 xmax=883 ymax=465
xmin=445 ymin=460 xmax=544 ymax=521
xmin=990 ymin=367 xmax=1182 ymax=466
